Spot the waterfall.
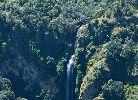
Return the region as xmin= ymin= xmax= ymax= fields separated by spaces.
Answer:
xmin=67 ymin=55 xmax=75 ymax=100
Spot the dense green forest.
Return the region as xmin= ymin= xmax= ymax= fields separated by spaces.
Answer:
xmin=0 ymin=0 xmax=138 ymax=100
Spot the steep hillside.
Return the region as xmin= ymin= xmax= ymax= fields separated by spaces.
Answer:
xmin=75 ymin=16 xmax=137 ymax=100
xmin=0 ymin=0 xmax=137 ymax=100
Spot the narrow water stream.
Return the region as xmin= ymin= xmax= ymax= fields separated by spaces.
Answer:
xmin=66 ymin=55 xmax=75 ymax=100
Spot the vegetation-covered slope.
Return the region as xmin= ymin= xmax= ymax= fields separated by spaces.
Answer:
xmin=0 ymin=0 xmax=137 ymax=100
xmin=76 ymin=15 xmax=137 ymax=100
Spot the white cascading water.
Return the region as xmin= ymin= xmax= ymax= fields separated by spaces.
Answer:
xmin=67 ymin=55 xmax=75 ymax=100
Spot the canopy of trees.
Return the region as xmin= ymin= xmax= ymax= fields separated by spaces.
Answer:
xmin=0 ymin=0 xmax=137 ymax=100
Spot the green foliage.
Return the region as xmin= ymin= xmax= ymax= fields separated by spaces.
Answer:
xmin=0 ymin=77 xmax=15 ymax=100
xmin=0 ymin=90 xmax=15 ymax=100
xmin=105 ymin=39 xmax=135 ymax=81
xmin=125 ymin=85 xmax=138 ymax=100
xmin=88 ymin=18 xmax=113 ymax=46
xmin=79 ymin=58 xmax=109 ymax=99
xmin=0 ymin=77 xmax=12 ymax=91
xmin=76 ymin=3 xmax=137 ymax=98
xmin=56 ymin=58 xmax=67 ymax=75
xmin=93 ymin=94 xmax=104 ymax=100
xmin=37 ymin=89 xmax=53 ymax=100
xmin=0 ymin=0 xmax=137 ymax=100
xmin=16 ymin=97 xmax=27 ymax=100
xmin=0 ymin=42 xmax=7 ymax=53
xmin=102 ymin=79 xmax=125 ymax=100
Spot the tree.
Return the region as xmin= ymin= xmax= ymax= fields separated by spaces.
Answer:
xmin=106 ymin=39 xmax=135 ymax=81
xmin=102 ymin=79 xmax=125 ymax=100
xmin=0 ymin=76 xmax=15 ymax=100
